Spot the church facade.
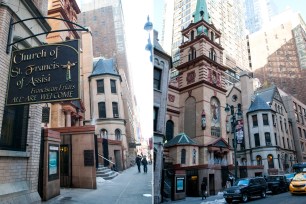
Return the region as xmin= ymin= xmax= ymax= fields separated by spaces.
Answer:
xmin=164 ymin=0 xmax=233 ymax=196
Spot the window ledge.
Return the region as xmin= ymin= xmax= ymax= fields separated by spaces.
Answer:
xmin=0 ymin=150 xmax=30 ymax=157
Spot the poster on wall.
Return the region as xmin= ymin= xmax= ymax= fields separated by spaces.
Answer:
xmin=49 ymin=145 xmax=59 ymax=181
xmin=176 ymin=177 xmax=185 ymax=193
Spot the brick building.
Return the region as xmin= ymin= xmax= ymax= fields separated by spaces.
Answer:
xmin=0 ymin=0 xmax=50 ymax=202
xmin=248 ymin=9 xmax=306 ymax=104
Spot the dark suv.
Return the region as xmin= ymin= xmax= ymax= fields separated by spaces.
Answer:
xmin=223 ymin=177 xmax=267 ymax=203
xmin=266 ymin=175 xmax=289 ymax=194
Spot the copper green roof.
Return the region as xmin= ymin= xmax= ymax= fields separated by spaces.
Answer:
xmin=164 ymin=132 xmax=197 ymax=147
xmin=193 ymin=0 xmax=210 ymax=34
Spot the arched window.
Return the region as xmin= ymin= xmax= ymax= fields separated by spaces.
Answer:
xmin=210 ymin=31 xmax=214 ymax=41
xmin=188 ymin=47 xmax=196 ymax=61
xmin=209 ymin=48 xmax=216 ymax=61
xmin=184 ymin=97 xmax=196 ymax=138
xmin=193 ymin=149 xmax=196 ymax=164
xmin=241 ymin=158 xmax=247 ymax=166
xmin=181 ymin=149 xmax=186 ymax=164
xmin=267 ymin=154 xmax=274 ymax=168
xmin=191 ymin=30 xmax=195 ymax=40
xmin=100 ymin=129 xmax=108 ymax=139
xmin=256 ymin=155 xmax=262 ymax=166
xmin=115 ymin=129 xmax=121 ymax=140
xmin=166 ymin=120 xmax=174 ymax=141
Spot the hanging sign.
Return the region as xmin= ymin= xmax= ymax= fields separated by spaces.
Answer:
xmin=6 ymin=40 xmax=80 ymax=105
xmin=236 ymin=127 xmax=244 ymax=144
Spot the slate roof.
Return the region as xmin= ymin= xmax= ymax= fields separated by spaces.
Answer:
xmin=90 ymin=57 xmax=119 ymax=77
xmin=255 ymin=85 xmax=276 ymax=104
xmin=248 ymin=95 xmax=271 ymax=113
xmin=164 ymin=132 xmax=197 ymax=148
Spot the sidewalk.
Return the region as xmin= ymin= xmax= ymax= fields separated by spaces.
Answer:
xmin=162 ymin=192 xmax=225 ymax=204
xmin=42 ymin=164 xmax=153 ymax=204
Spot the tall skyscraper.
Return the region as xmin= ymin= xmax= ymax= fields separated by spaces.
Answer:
xmin=162 ymin=0 xmax=249 ymax=70
xmin=243 ymin=0 xmax=278 ymax=34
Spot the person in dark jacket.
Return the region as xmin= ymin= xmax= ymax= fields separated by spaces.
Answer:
xmin=135 ymin=155 xmax=142 ymax=173
xmin=201 ymin=179 xmax=207 ymax=200
xmin=141 ymin=155 xmax=148 ymax=173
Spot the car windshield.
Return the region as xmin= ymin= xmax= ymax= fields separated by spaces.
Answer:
xmin=292 ymin=173 xmax=306 ymax=181
xmin=266 ymin=176 xmax=280 ymax=182
xmin=233 ymin=179 xmax=249 ymax=186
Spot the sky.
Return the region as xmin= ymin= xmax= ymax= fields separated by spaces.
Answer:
xmin=153 ymin=0 xmax=306 ymax=35
xmin=121 ymin=0 xmax=153 ymax=140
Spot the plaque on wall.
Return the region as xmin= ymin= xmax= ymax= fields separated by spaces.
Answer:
xmin=84 ymin=150 xmax=94 ymax=166
xmin=42 ymin=106 xmax=50 ymax=123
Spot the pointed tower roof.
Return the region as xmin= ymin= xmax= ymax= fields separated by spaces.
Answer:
xmin=193 ymin=0 xmax=210 ymax=23
xmin=164 ymin=132 xmax=197 ymax=148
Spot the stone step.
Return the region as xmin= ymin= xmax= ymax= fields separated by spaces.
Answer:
xmin=96 ymin=165 xmax=118 ymax=180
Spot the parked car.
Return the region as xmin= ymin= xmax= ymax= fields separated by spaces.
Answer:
xmin=285 ymin=173 xmax=295 ymax=183
xmin=266 ymin=175 xmax=288 ymax=194
xmin=223 ymin=177 xmax=267 ymax=203
xmin=289 ymin=172 xmax=306 ymax=195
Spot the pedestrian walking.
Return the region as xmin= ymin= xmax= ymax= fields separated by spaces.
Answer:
xmin=135 ymin=155 xmax=142 ymax=173
xmin=141 ymin=155 xmax=148 ymax=173
xmin=201 ymin=179 xmax=207 ymax=200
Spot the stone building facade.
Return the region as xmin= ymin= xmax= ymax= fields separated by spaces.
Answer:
xmin=46 ymin=0 xmax=85 ymax=128
xmin=281 ymin=91 xmax=306 ymax=163
xmin=0 ymin=0 xmax=50 ymax=202
xmin=164 ymin=1 xmax=233 ymax=197
xmin=153 ymin=30 xmax=171 ymax=203
xmin=84 ymin=57 xmax=128 ymax=170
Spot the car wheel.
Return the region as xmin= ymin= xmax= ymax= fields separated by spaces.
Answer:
xmin=242 ymin=194 xmax=248 ymax=202
xmin=261 ymin=191 xmax=266 ymax=198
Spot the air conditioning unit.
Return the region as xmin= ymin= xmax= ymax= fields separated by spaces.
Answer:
xmin=266 ymin=142 xmax=272 ymax=146
xmin=114 ymin=114 xmax=119 ymax=118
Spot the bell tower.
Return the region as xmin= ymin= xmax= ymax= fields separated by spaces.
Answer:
xmin=172 ymin=0 xmax=229 ymax=145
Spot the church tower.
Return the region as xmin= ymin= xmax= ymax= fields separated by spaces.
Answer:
xmin=165 ymin=0 xmax=232 ymax=196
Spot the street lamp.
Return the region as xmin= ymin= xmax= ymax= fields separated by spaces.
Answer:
xmin=225 ymin=103 xmax=242 ymax=180
xmin=144 ymin=15 xmax=153 ymax=62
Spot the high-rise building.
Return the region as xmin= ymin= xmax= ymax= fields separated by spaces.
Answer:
xmin=248 ymin=9 xmax=306 ymax=104
xmin=243 ymin=0 xmax=278 ymax=34
xmin=162 ymin=0 xmax=248 ymax=70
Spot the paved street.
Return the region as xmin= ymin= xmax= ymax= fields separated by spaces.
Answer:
xmin=162 ymin=191 xmax=306 ymax=204
xmin=42 ymin=164 xmax=152 ymax=204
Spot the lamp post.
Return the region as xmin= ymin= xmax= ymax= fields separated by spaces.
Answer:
xmin=225 ymin=103 xmax=242 ymax=180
